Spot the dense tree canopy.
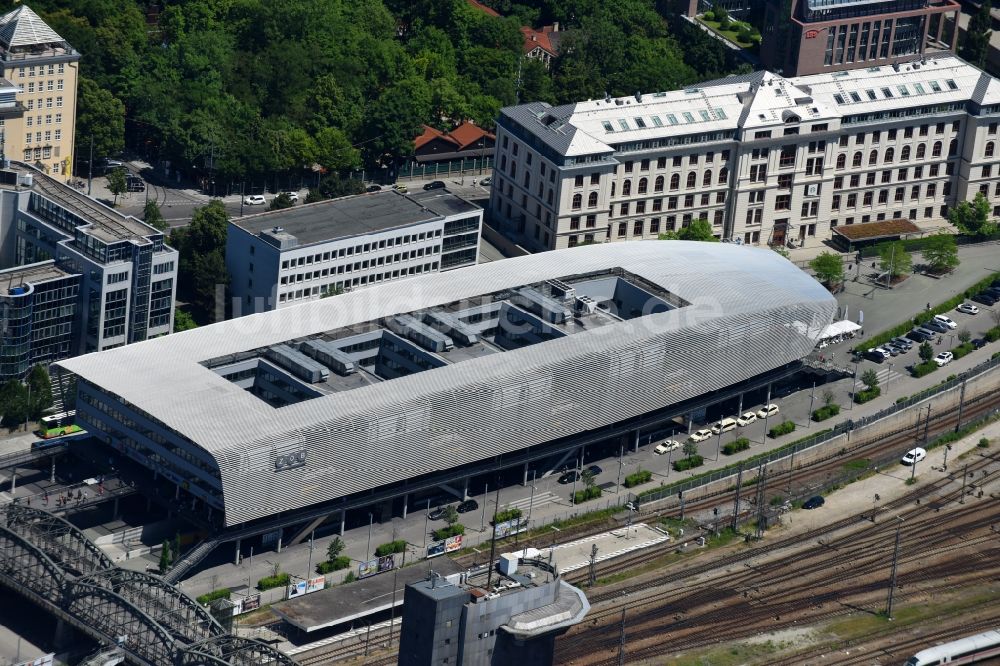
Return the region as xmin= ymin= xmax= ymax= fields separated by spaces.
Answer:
xmin=169 ymin=200 xmax=229 ymax=316
xmin=15 ymin=0 xmax=746 ymax=181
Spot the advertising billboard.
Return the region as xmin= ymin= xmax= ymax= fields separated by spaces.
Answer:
xmin=426 ymin=541 xmax=446 ymax=559
xmin=287 ymin=581 xmax=307 ymax=598
xmin=307 ymin=576 xmax=325 ymax=593
xmin=493 ymin=518 xmax=529 ymax=540
xmin=444 ymin=534 xmax=463 ymax=553
xmin=358 ymin=558 xmax=379 ymax=578
xmin=241 ymin=594 xmax=261 ymax=613
xmin=378 ymin=554 xmax=395 ymax=573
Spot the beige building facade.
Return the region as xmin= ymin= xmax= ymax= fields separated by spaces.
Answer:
xmin=0 ymin=6 xmax=79 ymax=181
xmin=490 ymin=56 xmax=1000 ymax=252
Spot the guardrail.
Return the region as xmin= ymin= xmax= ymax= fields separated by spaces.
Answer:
xmin=633 ymin=352 xmax=1000 ymax=508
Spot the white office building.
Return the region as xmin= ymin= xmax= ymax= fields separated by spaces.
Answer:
xmin=227 ymin=189 xmax=482 ymax=314
xmin=490 ymin=55 xmax=1000 ymax=251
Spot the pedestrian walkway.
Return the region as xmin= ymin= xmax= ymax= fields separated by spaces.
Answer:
xmin=503 ymin=491 xmax=562 ymax=513
xmin=872 ymin=365 xmax=905 ymax=385
xmin=547 ymin=523 xmax=670 ymax=575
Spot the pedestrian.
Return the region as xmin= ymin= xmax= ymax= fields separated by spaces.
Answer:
xmin=926 ymin=302 xmax=931 ymax=311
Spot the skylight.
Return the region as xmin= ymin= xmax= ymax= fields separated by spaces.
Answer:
xmin=897 ymin=85 xmax=910 ymax=96
xmin=833 ymin=93 xmax=846 ymax=104
xmin=866 ymin=89 xmax=877 ymax=100
xmin=682 ymin=112 xmax=695 ymax=123
xmin=881 ymin=87 xmax=893 ymax=98
xmin=849 ymin=91 xmax=862 ymax=102
xmin=946 ymin=79 xmax=958 ymax=90
xmin=634 ymin=117 xmax=647 ymax=128
xmin=930 ymin=80 xmax=942 ymax=92
xmin=699 ymin=110 xmax=710 ymax=121
xmin=666 ymin=114 xmax=678 ymax=125
xmin=651 ymin=116 xmax=664 ymax=127
xmin=602 ymin=121 xmax=614 ymax=132
xmin=914 ymin=83 xmax=925 ymax=94
xmin=714 ymin=109 xmax=728 ymax=120
xmin=618 ymin=119 xmax=630 ymax=131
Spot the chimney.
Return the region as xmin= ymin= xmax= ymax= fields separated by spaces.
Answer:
xmin=553 ymin=21 xmax=560 ymax=32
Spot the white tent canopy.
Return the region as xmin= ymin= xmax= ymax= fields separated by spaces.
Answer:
xmin=818 ymin=320 xmax=861 ymax=341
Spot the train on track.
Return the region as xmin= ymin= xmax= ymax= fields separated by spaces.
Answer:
xmin=905 ymin=628 xmax=1000 ymax=665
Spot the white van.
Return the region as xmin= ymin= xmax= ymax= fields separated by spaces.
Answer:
xmin=711 ymin=417 xmax=737 ymax=435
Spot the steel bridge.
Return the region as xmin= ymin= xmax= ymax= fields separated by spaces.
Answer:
xmin=0 ymin=504 xmax=297 ymax=665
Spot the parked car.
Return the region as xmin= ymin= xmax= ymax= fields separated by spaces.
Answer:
xmin=933 ymin=351 xmax=954 ymax=366
xmin=864 ymin=348 xmax=889 ymax=362
xmin=366 ymin=184 xmax=382 ymax=193
xmin=972 ymin=338 xmax=987 ymax=349
xmin=653 ymin=439 xmax=681 ymax=455
xmin=423 ymin=180 xmax=446 ymax=191
xmin=901 ymin=447 xmax=927 ymax=465
xmin=282 ymin=191 xmax=300 ymax=202
xmin=428 ymin=506 xmax=450 ymax=520
xmin=711 ymin=417 xmax=738 ymax=435
xmin=923 ymin=319 xmax=950 ymax=333
xmin=243 ymin=194 xmax=266 ymax=205
xmin=956 ymin=303 xmax=980 ymax=315
xmin=736 ymin=411 xmax=757 ymax=427
xmin=756 ymin=404 xmax=780 ymax=419
xmin=586 ymin=465 xmax=603 ymax=476
xmin=557 ymin=470 xmax=579 ymax=484
xmin=891 ymin=337 xmax=914 ymax=350
xmin=802 ymin=495 xmax=825 ymax=510
xmin=907 ymin=328 xmax=933 ymax=343
xmin=456 ymin=499 xmax=478 ymax=513
xmin=933 ymin=314 xmax=958 ymax=329
xmin=884 ymin=342 xmax=906 ymax=355
xmin=972 ymin=291 xmax=999 ymax=306
xmin=480 ymin=176 xmax=492 ymax=186
xmin=689 ymin=428 xmax=713 ymax=443
xmin=392 ymin=183 xmax=408 ymax=193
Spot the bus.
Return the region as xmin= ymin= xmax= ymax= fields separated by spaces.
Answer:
xmin=40 ymin=410 xmax=75 ymax=426
xmin=36 ymin=424 xmax=83 ymax=440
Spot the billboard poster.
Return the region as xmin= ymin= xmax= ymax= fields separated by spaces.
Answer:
xmin=426 ymin=540 xmax=446 ymax=559
xmin=241 ymin=594 xmax=261 ymax=613
xmin=287 ymin=581 xmax=307 ymax=598
xmin=377 ymin=555 xmax=395 ymax=573
xmin=358 ymin=558 xmax=379 ymax=578
xmin=444 ymin=534 xmax=463 ymax=553
xmin=493 ymin=518 xmax=528 ymax=540
xmin=307 ymin=576 xmax=325 ymax=593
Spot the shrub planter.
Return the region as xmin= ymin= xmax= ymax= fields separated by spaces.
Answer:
xmin=811 ymin=404 xmax=841 ymax=422
xmin=623 ymin=469 xmax=653 ymax=488
xmin=673 ymin=455 xmax=705 ymax=472
xmin=722 ymin=437 xmax=751 ymax=455
xmin=768 ymin=421 xmax=796 ymax=438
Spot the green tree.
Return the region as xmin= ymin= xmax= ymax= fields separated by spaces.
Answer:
xmin=683 ymin=439 xmax=699 ymax=459
xmin=443 ymin=505 xmax=460 ymax=527
xmin=861 ymin=368 xmax=879 ymax=391
xmin=822 ymin=388 xmax=835 ymax=406
xmin=658 ymin=219 xmax=718 ymax=242
xmin=170 ymin=200 xmax=229 ymax=316
xmin=327 ymin=536 xmax=345 ymax=562
xmin=174 ymin=308 xmax=197 ymax=332
xmin=919 ymin=341 xmax=934 ymax=362
xmin=143 ymin=200 xmax=168 ymax=232
xmin=948 ymin=192 xmax=996 ymax=237
xmin=922 ymin=233 xmax=960 ymax=274
xmin=269 ymin=193 xmax=295 ymax=211
xmin=0 ymin=380 xmax=29 ymax=428
xmin=106 ymin=168 xmax=127 ymax=206
xmin=581 ymin=468 xmax=596 ymax=489
xmin=958 ymin=329 xmax=972 ymax=344
xmin=960 ymin=0 xmax=992 ymax=68
xmin=809 ymin=252 xmax=844 ymax=286
xmin=76 ymin=77 xmax=125 ymax=167
xmin=159 ymin=539 xmax=172 ymax=574
xmin=26 ymin=365 xmax=52 ymax=418
xmin=877 ymin=241 xmax=912 ymax=279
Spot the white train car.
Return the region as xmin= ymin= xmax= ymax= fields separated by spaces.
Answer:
xmin=905 ymin=629 xmax=1000 ymax=665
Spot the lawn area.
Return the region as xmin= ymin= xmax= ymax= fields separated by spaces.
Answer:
xmin=697 ymin=17 xmax=757 ymax=49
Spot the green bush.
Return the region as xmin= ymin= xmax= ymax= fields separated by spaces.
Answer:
xmin=374 ymin=540 xmax=407 ymax=557
xmin=317 ymin=556 xmax=352 ymax=574
xmin=572 ymin=486 xmax=603 ymax=504
xmin=979 ymin=437 xmax=990 ymax=448
xmin=768 ymin=421 xmax=796 ymax=438
xmin=703 ymin=9 xmax=715 ymax=19
xmin=811 ymin=404 xmax=841 ymax=422
xmin=673 ymin=455 xmax=705 ymax=472
xmin=854 ymin=386 xmax=882 ymax=403
xmin=722 ymin=437 xmax=751 ymax=455
xmin=343 ymin=571 xmax=356 ymax=584
xmin=737 ymin=27 xmax=753 ymax=42
xmin=196 ymin=589 xmax=231 ymax=605
xmin=896 ymin=396 xmax=908 ymax=404
xmin=257 ymin=572 xmax=291 ymax=591
xmin=432 ymin=523 xmax=465 ymax=541
xmin=910 ymin=362 xmax=938 ymax=378
xmin=623 ymin=469 xmax=653 ymax=488
xmin=494 ymin=508 xmax=523 ymax=523
xmin=985 ymin=326 xmax=1000 ymax=343
xmin=951 ymin=342 xmax=974 ymax=359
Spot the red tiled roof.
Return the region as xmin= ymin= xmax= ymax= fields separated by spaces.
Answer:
xmin=831 ymin=218 xmax=921 ymax=241
xmin=520 ymin=25 xmax=558 ymax=55
xmin=413 ymin=125 xmax=458 ymax=151
xmin=466 ymin=0 xmax=501 ymax=18
xmin=447 ymin=121 xmax=495 ymax=150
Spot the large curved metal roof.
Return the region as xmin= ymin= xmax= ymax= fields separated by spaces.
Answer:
xmin=60 ymin=241 xmax=836 ymax=525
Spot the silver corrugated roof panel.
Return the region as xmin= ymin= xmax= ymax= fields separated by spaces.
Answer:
xmin=59 ymin=242 xmax=835 ymax=526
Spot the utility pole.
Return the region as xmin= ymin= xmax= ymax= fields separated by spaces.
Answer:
xmin=423 ymin=498 xmax=430 ymax=548
xmin=922 ymin=404 xmax=932 ymax=447
xmin=943 ymin=444 xmax=951 ymax=472
xmin=885 ymin=518 xmax=903 ymax=619
xmin=754 ymin=463 xmax=768 ymax=540
xmin=306 ymin=531 xmax=314 ymax=583
xmin=366 ymin=512 xmax=373 ymax=563
xmin=955 ymin=379 xmax=966 ymax=432
xmin=87 ymin=134 xmax=93 ymax=196
xmin=481 ymin=482 xmax=488 ymax=531
xmin=527 ymin=470 xmax=537 ymax=524
xmin=616 ymin=441 xmax=624 ymax=491
xmin=960 ymin=464 xmax=968 ymax=504
xmin=807 ymin=382 xmax=816 ymax=427
xmin=389 ymin=565 xmax=399 ymax=646
xmin=588 ymin=544 xmax=598 ymax=587
xmin=849 ymin=362 xmax=859 ymax=410
xmin=731 ymin=462 xmax=744 ymax=532
xmin=885 ymin=243 xmax=894 ymax=289
xmin=616 ymin=608 xmax=626 ymax=666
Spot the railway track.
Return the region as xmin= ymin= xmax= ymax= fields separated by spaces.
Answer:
xmin=555 ymin=452 xmax=1000 ymax=664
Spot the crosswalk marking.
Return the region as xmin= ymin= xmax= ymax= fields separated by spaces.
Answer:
xmin=501 ymin=491 xmax=561 ymax=512
xmin=874 ymin=367 xmax=903 ymax=384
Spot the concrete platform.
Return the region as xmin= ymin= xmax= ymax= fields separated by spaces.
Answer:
xmin=536 ymin=522 xmax=670 ymax=575
xmin=272 ymin=557 xmax=463 ymax=632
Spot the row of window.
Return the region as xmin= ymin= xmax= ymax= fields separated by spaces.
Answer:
xmin=612 ymin=191 xmax=727 ymax=217
xmin=15 ymin=64 xmax=65 ymax=77
xmin=22 ymin=80 xmax=64 ymax=93
xmin=277 ymin=262 xmax=441 ymax=302
xmin=834 ymin=162 xmax=955 ymax=189
xmin=841 ymin=121 xmax=962 ymax=146
xmin=278 ymin=246 xmax=441 ymax=285
xmin=277 ymin=230 xmax=443 ymax=270
xmin=835 ymin=140 xmax=957 ymax=168
xmin=832 ymin=182 xmax=950 ymax=210
xmin=832 ymin=206 xmax=945 ymax=227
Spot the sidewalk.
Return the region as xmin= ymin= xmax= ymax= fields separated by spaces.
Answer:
xmin=785 ymin=218 xmax=954 ymax=263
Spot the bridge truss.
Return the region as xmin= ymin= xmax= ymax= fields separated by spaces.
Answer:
xmin=0 ymin=505 xmax=296 ymax=665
